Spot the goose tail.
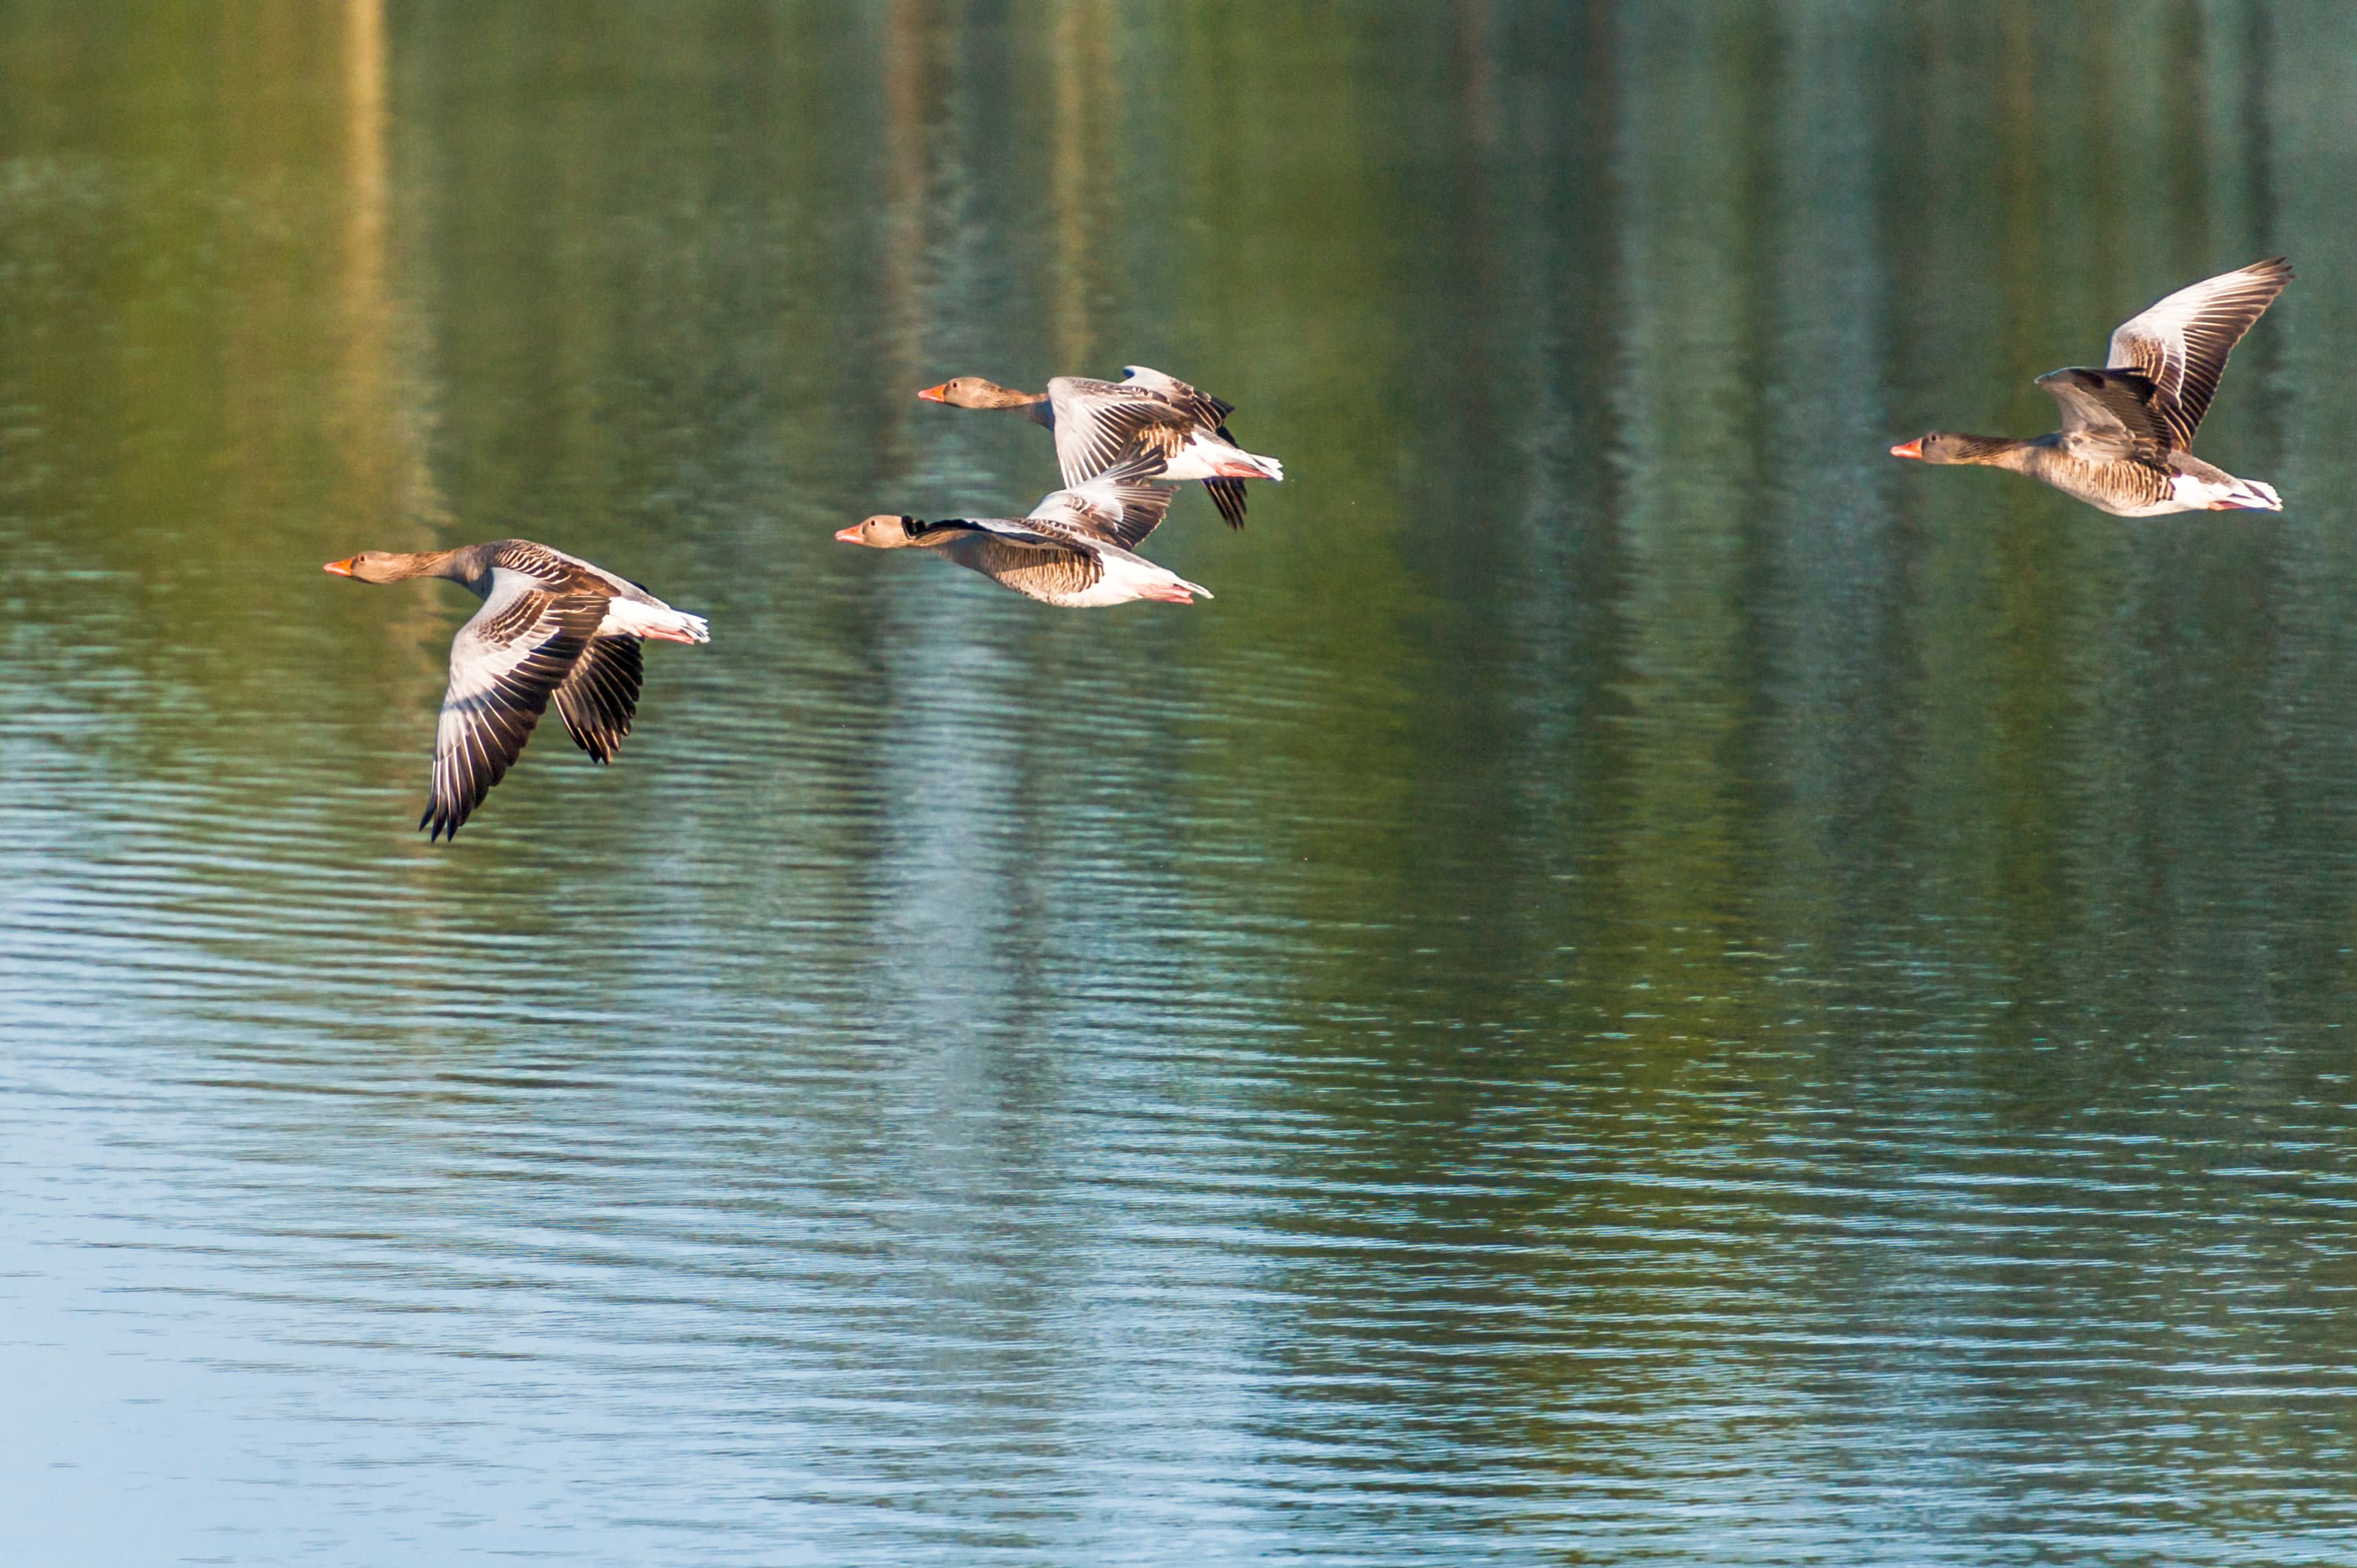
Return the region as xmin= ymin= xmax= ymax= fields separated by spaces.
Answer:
xmin=603 ymin=599 xmax=712 ymax=643
xmin=2206 ymin=477 xmax=2283 ymax=512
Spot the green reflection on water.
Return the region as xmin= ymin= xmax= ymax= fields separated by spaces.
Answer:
xmin=7 ymin=2 xmax=2357 ymax=1562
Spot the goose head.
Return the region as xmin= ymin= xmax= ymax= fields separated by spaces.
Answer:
xmin=324 ymin=549 xmax=434 ymax=583
xmin=917 ymin=377 xmax=1040 ymax=410
xmin=1890 ymin=433 xmax=2016 ymax=464
xmin=835 ymin=515 xmax=923 ymax=548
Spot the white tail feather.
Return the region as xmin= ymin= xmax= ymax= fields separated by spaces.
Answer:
xmin=600 ymin=598 xmax=711 ymax=643
xmin=1160 ymin=430 xmax=1285 ymax=485
xmin=2214 ymin=478 xmax=2283 ymax=512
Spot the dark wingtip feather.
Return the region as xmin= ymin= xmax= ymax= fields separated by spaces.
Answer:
xmin=1204 ymin=478 xmax=1248 ymax=528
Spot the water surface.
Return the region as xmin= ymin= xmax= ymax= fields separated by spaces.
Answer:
xmin=7 ymin=3 xmax=2357 ymax=1563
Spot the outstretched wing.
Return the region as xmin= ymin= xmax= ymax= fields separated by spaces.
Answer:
xmin=552 ymin=635 xmax=643 ymax=764
xmin=1044 ymin=377 xmax=1198 ymax=489
xmin=2105 ymin=256 xmax=2292 ymax=450
xmin=2036 ymin=366 xmax=2174 ymax=465
xmin=423 ymin=577 xmax=606 ymax=841
xmin=1120 ymin=365 xmax=1236 ymax=428
xmin=1124 ymin=365 xmax=1252 ymax=528
xmin=1026 ymin=452 xmax=1177 ymax=548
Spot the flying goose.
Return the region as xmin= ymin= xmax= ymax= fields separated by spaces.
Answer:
xmin=324 ymin=540 xmax=709 ymax=840
xmin=1890 ymin=256 xmax=2291 ymax=515
xmin=837 ymin=454 xmax=1208 ymax=606
xmin=918 ymin=365 xmax=1282 ymax=526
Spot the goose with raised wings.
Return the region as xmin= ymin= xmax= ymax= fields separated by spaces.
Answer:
xmin=837 ymin=454 xmax=1208 ymax=606
xmin=918 ymin=365 xmax=1282 ymax=526
xmin=1890 ymin=256 xmax=2291 ymax=515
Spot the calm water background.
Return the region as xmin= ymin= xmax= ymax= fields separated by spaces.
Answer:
xmin=6 ymin=2 xmax=2357 ymax=1563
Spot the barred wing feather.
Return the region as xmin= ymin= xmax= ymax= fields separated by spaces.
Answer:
xmin=2104 ymin=256 xmax=2292 ymax=450
xmin=423 ymin=578 xmax=606 ymax=840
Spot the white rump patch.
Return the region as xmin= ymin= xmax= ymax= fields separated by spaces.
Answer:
xmin=598 ymin=598 xmax=710 ymax=642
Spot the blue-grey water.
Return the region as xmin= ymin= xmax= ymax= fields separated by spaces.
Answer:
xmin=7 ymin=2 xmax=2357 ymax=1563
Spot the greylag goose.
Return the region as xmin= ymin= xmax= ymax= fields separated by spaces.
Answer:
xmin=837 ymin=454 xmax=1208 ymax=606
xmin=918 ymin=365 xmax=1282 ymax=526
xmin=324 ymin=540 xmax=709 ymax=840
xmin=1891 ymin=256 xmax=2291 ymax=515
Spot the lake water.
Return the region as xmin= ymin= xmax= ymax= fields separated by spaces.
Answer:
xmin=7 ymin=2 xmax=2357 ymax=1563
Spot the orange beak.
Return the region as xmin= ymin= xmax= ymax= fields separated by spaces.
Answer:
xmin=323 ymin=557 xmax=357 ymax=576
xmin=1889 ymin=438 xmax=1924 ymax=460
xmin=916 ymin=383 xmax=949 ymax=403
xmin=834 ymin=526 xmax=866 ymax=544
